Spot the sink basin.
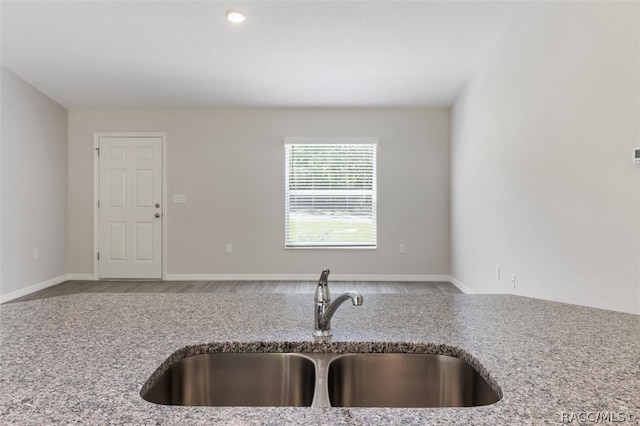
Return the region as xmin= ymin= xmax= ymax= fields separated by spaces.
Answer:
xmin=141 ymin=353 xmax=316 ymax=407
xmin=142 ymin=351 xmax=501 ymax=408
xmin=327 ymin=353 xmax=500 ymax=408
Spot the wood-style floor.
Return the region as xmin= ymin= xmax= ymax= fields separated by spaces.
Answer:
xmin=6 ymin=280 xmax=461 ymax=303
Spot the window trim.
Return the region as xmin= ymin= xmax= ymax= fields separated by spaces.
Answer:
xmin=284 ymin=138 xmax=378 ymax=249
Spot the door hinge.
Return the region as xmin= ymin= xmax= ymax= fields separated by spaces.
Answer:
xmin=97 ymin=252 xmax=100 ymax=260
xmin=96 ymin=147 xmax=100 ymax=157
xmin=97 ymin=200 xmax=100 ymax=209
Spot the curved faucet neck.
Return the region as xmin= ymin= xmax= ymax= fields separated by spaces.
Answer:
xmin=313 ymin=268 xmax=363 ymax=338
xmin=319 ymin=292 xmax=363 ymax=326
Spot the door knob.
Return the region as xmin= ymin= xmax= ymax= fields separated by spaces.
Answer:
xmin=155 ymin=203 xmax=160 ymax=208
xmin=155 ymin=213 xmax=160 ymax=218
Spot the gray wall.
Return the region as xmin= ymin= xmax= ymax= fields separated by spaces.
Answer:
xmin=68 ymin=108 xmax=451 ymax=278
xmin=0 ymin=66 xmax=68 ymax=297
xmin=451 ymin=3 xmax=640 ymax=314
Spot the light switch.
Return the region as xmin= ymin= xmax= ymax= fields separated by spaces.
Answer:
xmin=172 ymin=194 xmax=186 ymax=204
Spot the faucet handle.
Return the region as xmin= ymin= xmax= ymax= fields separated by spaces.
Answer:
xmin=319 ymin=268 xmax=330 ymax=286
xmin=316 ymin=268 xmax=331 ymax=303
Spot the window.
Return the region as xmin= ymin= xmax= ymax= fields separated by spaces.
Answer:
xmin=285 ymin=139 xmax=377 ymax=248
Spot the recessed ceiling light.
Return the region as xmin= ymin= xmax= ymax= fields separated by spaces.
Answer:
xmin=226 ymin=10 xmax=247 ymax=24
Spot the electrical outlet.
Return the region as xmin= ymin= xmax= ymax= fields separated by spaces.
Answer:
xmin=225 ymin=243 xmax=232 ymax=254
xmin=496 ymin=265 xmax=501 ymax=280
xmin=511 ymin=274 xmax=516 ymax=288
xmin=33 ymin=249 xmax=39 ymax=261
xmin=399 ymin=244 xmax=406 ymax=254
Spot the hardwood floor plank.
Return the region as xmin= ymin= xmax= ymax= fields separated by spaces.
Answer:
xmin=5 ymin=279 xmax=462 ymax=303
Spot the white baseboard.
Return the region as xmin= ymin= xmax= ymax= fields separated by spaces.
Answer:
xmin=448 ymin=276 xmax=476 ymax=294
xmin=165 ymin=274 xmax=453 ymax=282
xmin=0 ymin=274 xmax=68 ymax=304
xmin=66 ymin=274 xmax=95 ymax=280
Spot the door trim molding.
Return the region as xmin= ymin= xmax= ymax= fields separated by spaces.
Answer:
xmin=93 ymin=133 xmax=167 ymax=280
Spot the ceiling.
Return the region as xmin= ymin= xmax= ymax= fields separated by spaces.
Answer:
xmin=1 ymin=1 xmax=520 ymax=109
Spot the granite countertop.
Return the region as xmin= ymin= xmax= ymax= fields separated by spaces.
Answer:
xmin=0 ymin=293 xmax=638 ymax=425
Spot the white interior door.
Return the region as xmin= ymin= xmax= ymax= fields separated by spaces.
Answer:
xmin=98 ymin=136 xmax=162 ymax=278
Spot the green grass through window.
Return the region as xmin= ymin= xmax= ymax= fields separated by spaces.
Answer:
xmin=288 ymin=215 xmax=374 ymax=245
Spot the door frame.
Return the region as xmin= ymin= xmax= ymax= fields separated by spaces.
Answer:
xmin=93 ymin=132 xmax=167 ymax=280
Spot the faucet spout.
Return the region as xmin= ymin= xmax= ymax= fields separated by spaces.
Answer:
xmin=313 ymin=268 xmax=363 ymax=337
xmin=320 ymin=291 xmax=363 ymax=324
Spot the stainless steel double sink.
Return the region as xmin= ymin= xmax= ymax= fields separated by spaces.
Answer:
xmin=141 ymin=352 xmax=501 ymax=408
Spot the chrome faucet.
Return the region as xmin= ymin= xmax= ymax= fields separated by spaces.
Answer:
xmin=313 ymin=268 xmax=363 ymax=337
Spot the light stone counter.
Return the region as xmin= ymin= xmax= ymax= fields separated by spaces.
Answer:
xmin=0 ymin=293 xmax=638 ymax=425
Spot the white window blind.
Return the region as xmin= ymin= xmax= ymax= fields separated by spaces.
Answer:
xmin=285 ymin=140 xmax=377 ymax=248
